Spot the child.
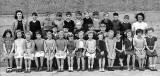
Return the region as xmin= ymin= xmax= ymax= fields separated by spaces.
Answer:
xmin=82 ymin=11 xmax=93 ymax=32
xmin=115 ymin=31 xmax=125 ymax=70
xmin=99 ymin=23 xmax=108 ymax=37
xmin=66 ymin=33 xmax=76 ymax=72
xmin=85 ymin=25 xmax=97 ymax=40
xmin=44 ymin=31 xmax=56 ymax=72
xmin=2 ymin=29 xmax=14 ymax=72
xmin=75 ymin=31 xmax=86 ymax=71
xmin=63 ymin=12 xmax=75 ymax=33
xmin=124 ymin=30 xmax=135 ymax=71
xmin=55 ymin=31 xmax=67 ymax=72
xmin=133 ymin=29 xmax=146 ymax=71
xmin=92 ymin=11 xmax=101 ymax=32
xmin=34 ymin=31 xmax=45 ymax=71
xmin=12 ymin=30 xmax=26 ymax=72
xmin=54 ymin=12 xmax=64 ymax=31
xmin=96 ymin=33 xmax=107 ymax=72
xmin=29 ymin=12 xmax=42 ymax=40
xmin=24 ymin=31 xmax=35 ymax=73
xmin=86 ymin=31 xmax=96 ymax=71
xmin=42 ymin=12 xmax=56 ymax=38
xmin=74 ymin=11 xmax=83 ymax=30
xmin=73 ymin=23 xmax=83 ymax=39
xmin=101 ymin=12 xmax=112 ymax=32
xmin=145 ymin=28 xmax=158 ymax=71
xmin=52 ymin=27 xmax=58 ymax=40
xmin=112 ymin=12 xmax=122 ymax=34
xmin=105 ymin=30 xmax=116 ymax=71
xmin=63 ymin=27 xmax=71 ymax=39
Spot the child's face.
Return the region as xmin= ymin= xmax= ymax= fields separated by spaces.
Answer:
xmin=17 ymin=32 xmax=22 ymax=38
xmin=69 ymin=36 xmax=74 ymax=40
xmin=36 ymin=34 xmax=41 ymax=39
xmin=32 ymin=15 xmax=37 ymax=20
xmin=76 ymin=14 xmax=82 ymax=19
xmin=113 ymin=16 xmax=119 ymax=20
xmin=63 ymin=28 xmax=69 ymax=32
xmin=104 ymin=14 xmax=109 ymax=19
xmin=76 ymin=25 xmax=82 ymax=29
xmin=89 ymin=27 xmax=94 ymax=31
xmin=137 ymin=32 xmax=142 ymax=37
xmin=88 ymin=33 xmax=93 ymax=39
xmin=25 ymin=33 xmax=31 ymax=39
xmin=17 ymin=12 xmax=23 ymax=19
xmin=93 ymin=15 xmax=99 ymax=19
xmin=137 ymin=15 xmax=143 ymax=22
xmin=59 ymin=33 xmax=64 ymax=38
xmin=108 ymin=31 xmax=114 ymax=38
xmin=85 ymin=13 xmax=90 ymax=18
xmin=127 ymin=32 xmax=132 ymax=37
xmin=57 ymin=16 xmax=62 ymax=20
xmin=98 ymin=34 xmax=103 ymax=40
xmin=6 ymin=32 xmax=11 ymax=38
xmin=52 ymin=28 xmax=57 ymax=32
xmin=116 ymin=34 xmax=121 ymax=39
xmin=147 ymin=30 xmax=153 ymax=36
xmin=100 ymin=24 xmax=106 ymax=31
xmin=66 ymin=15 xmax=72 ymax=20
xmin=78 ymin=33 xmax=83 ymax=39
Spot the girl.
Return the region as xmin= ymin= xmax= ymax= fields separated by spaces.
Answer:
xmin=54 ymin=12 xmax=64 ymax=31
xmin=2 ymin=29 xmax=14 ymax=73
xmin=115 ymin=31 xmax=125 ymax=70
xmin=96 ymin=33 xmax=107 ymax=72
xmin=52 ymin=27 xmax=58 ymax=40
xmin=34 ymin=31 xmax=45 ymax=71
xmin=63 ymin=11 xmax=75 ymax=33
xmin=55 ymin=31 xmax=67 ymax=72
xmin=145 ymin=28 xmax=158 ymax=71
xmin=82 ymin=11 xmax=93 ymax=32
xmin=66 ymin=33 xmax=76 ymax=72
xmin=74 ymin=11 xmax=83 ymax=30
xmin=100 ymin=12 xmax=112 ymax=32
xmin=86 ymin=31 xmax=96 ymax=71
xmin=29 ymin=12 xmax=42 ymax=40
xmin=12 ymin=30 xmax=26 ymax=72
xmin=76 ymin=31 xmax=86 ymax=71
xmin=44 ymin=31 xmax=56 ymax=72
xmin=24 ymin=31 xmax=35 ymax=73
xmin=105 ymin=30 xmax=116 ymax=71
xmin=133 ymin=29 xmax=146 ymax=71
xmin=92 ymin=11 xmax=101 ymax=32
xmin=12 ymin=10 xmax=28 ymax=36
xmin=124 ymin=30 xmax=135 ymax=71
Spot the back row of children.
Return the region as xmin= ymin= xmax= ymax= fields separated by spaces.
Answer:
xmin=1 ymin=10 xmax=158 ymax=73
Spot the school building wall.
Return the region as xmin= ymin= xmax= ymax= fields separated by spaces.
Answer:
xmin=0 ymin=0 xmax=160 ymax=67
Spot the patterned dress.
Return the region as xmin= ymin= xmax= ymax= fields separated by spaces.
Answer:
xmin=105 ymin=38 xmax=116 ymax=59
xmin=76 ymin=39 xmax=86 ymax=58
xmin=86 ymin=39 xmax=96 ymax=58
xmin=24 ymin=40 xmax=35 ymax=60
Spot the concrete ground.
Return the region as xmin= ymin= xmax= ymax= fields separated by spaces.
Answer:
xmin=0 ymin=67 xmax=160 ymax=76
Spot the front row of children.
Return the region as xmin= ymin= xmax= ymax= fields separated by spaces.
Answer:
xmin=1 ymin=27 xmax=158 ymax=73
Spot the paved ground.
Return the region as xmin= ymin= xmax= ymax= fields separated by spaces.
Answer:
xmin=0 ymin=67 xmax=160 ymax=76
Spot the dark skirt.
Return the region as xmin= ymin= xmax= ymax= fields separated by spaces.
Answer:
xmin=116 ymin=50 xmax=125 ymax=59
xmin=75 ymin=48 xmax=85 ymax=58
xmin=96 ymin=50 xmax=107 ymax=59
xmin=146 ymin=50 xmax=157 ymax=57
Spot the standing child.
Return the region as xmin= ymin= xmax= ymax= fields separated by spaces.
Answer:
xmin=24 ymin=31 xmax=35 ymax=73
xmin=76 ymin=31 xmax=86 ymax=71
xmin=52 ymin=27 xmax=58 ymax=40
xmin=34 ymin=31 xmax=45 ymax=71
xmin=124 ymin=30 xmax=135 ymax=71
xmin=105 ymin=30 xmax=116 ymax=71
xmin=99 ymin=23 xmax=108 ymax=37
xmin=2 ymin=29 xmax=14 ymax=73
xmin=55 ymin=31 xmax=67 ymax=72
xmin=145 ymin=28 xmax=158 ymax=71
xmin=101 ymin=12 xmax=112 ymax=32
xmin=29 ymin=12 xmax=42 ymax=40
xmin=96 ymin=33 xmax=107 ymax=72
xmin=63 ymin=12 xmax=75 ymax=33
xmin=74 ymin=11 xmax=83 ymax=30
xmin=13 ymin=30 xmax=26 ymax=72
xmin=86 ymin=31 xmax=96 ymax=71
xmin=54 ymin=12 xmax=64 ymax=31
xmin=66 ymin=33 xmax=76 ymax=72
xmin=63 ymin=27 xmax=71 ymax=39
xmin=133 ymin=29 xmax=146 ymax=71
xmin=44 ymin=31 xmax=56 ymax=72
xmin=92 ymin=11 xmax=101 ymax=32
xmin=82 ymin=11 xmax=93 ymax=32
xmin=115 ymin=31 xmax=125 ymax=70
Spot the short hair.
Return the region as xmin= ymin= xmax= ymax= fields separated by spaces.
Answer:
xmin=146 ymin=27 xmax=154 ymax=33
xmin=35 ymin=31 xmax=42 ymax=35
xmin=56 ymin=12 xmax=62 ymax=17
xmin=136 ymin=29 xmax=143 ymax=35
xmin=14 ymin=10 xmax=24 ymax=19
xmin=66 ymin=11 xmax=72 ymax=16
xmin=124 ymin=15 xmax=129 ymax=19
xmin=2 ymin=29 xmax=13 ymax=38
xmin=135 ymin=12 xmax=145 ymax=21
xmin=32 ymin=12 xmax=38 ymax=16
xmin=76 ymin=11 xmax=82 ymax=16
xmin=113 ymin=12 xmax=119 ymax=16
xmin=93 ymin=11 xmax=99 ymax=16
